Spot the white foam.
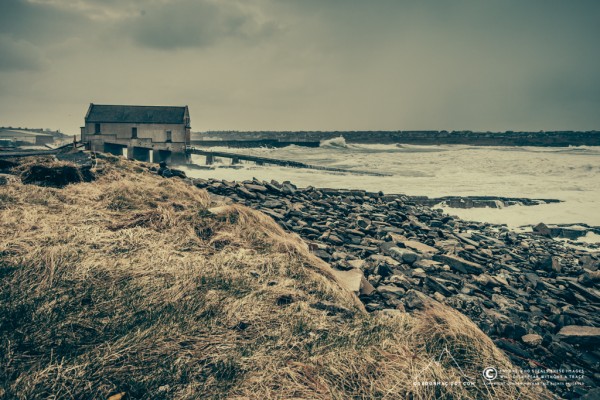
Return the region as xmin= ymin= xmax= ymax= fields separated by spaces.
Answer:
xmin=319 ymin=136 xmax=348 ymax=148
xmin=183 ymin=144 xmax=600 ymax=229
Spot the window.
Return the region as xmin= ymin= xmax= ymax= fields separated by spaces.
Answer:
xmin=132 ymin=127 xmax=137 ymax=139
xmin=94 ymin=123 xmax=100 ymax=134
xmin=166 ymin=130 xmax=172 ymax=143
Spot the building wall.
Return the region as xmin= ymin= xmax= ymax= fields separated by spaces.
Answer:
xmin=0 ymin=129 xmax=54 ymax=146
xmin=83 ymin=122 xmax=187 ymax=144
xmin=0 ymin=136 xmax=34 ymax=145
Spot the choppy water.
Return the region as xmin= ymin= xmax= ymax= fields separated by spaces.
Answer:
xmin=181 ymin=138 xmax=600 ymax=235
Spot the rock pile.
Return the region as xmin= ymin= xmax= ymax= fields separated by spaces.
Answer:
xmin=193 ymin=177 xmax=600 ymax=399
xmin=21 ymin=164 xmax=95 ymax=188
xmin=0 ymin=152 xmax=97 ymax=188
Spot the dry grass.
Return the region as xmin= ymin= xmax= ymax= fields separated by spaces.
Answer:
xmin=0 ymin=156 xmax=553 ymax=399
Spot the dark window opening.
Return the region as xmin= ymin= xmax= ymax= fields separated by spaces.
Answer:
xmin=132 ymin=127 xmax=138 ymax=139
xmin=166 ymin=130 xmax=172 ymax=143
xmin=94 ymin=123 xmax=100 ymax=134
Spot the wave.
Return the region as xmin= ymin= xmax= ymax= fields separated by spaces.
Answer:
xmin=494 ymin=145 xmax=600 ymax=155
xmin=319 ymin=136 xmax=348 ymax=148
xmin=394 ymin=144 xmax=452 ymax=153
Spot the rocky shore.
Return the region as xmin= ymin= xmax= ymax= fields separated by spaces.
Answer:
xmin=193 ymin=176 xmax=600 ymax=399
xmin=2 ymin=152 xmax=599 ymax=398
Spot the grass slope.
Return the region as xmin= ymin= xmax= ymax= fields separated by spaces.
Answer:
xmin=0 ymin=156 xmax=552 ymax=399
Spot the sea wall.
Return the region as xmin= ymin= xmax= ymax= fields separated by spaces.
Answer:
xmin=194 ymin=130 xmax=600 ymax=147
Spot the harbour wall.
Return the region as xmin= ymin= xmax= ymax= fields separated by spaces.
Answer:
xmin=192 ymin=130 xmax=600 ymax=147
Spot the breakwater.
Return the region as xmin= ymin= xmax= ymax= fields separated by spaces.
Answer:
xmin=193 ymin=130 xmax=600 ymax=147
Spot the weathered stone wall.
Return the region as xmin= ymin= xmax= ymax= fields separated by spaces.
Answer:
xmin=83 ymin=122 xmax=186 ymax=144
xmin=82 ymin=122 xmax=190 ymax=162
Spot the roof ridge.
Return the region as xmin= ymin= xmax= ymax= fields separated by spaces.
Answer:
xmin=85 ymin=104 xmax=189 ymax=124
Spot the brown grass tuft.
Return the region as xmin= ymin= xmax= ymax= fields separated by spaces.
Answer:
xmin=0 ymin=156 xmax=553 ymax=399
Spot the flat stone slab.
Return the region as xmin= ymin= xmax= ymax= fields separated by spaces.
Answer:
xmin=332 ymin=268 xmax=363 ymax=293
xmin=433 ymin=254 xmax=484 ymax=274
xmin=557 ymin=325 xmax=600 ymax=345
xmin=402 ymin=240 xmax=439 ymax=254
xmin=377 ymin=285 xmax=405 ymax=298
xmin=521 ymin=333 xmax=543 ymax=346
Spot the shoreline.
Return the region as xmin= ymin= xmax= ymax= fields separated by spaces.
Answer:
xmin=2 ymin=153 xmax=559 ymax=399
xmin=2 ymin=152 xmax=598 ymax=398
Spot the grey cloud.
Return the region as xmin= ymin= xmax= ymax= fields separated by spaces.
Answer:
xmin=0 ymin=35 xmax=45 ymax=71
xmin=120 ymin=0 xmax=278 ymax=50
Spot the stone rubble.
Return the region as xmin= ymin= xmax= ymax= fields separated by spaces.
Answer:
xmin=193 ymin=176 xmax=600 ymax=399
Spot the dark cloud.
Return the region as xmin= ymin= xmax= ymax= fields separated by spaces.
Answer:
xmin=0 ymin=0 xmax=599 ymax=132
xmin=0 ymin=0 xmax=86 ymax=45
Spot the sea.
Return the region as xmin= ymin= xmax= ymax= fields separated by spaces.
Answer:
xmin=181 ymin=137 xmax=600 ymax=243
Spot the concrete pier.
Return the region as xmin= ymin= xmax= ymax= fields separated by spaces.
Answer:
xmin=186 ymin=147 xmax=389 ymax=176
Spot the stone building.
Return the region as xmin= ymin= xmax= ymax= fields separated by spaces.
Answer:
xmin=0 ymin=128 xmax=54 ymax=147
xmin=81 ymin=104 xmax=191 ymax=163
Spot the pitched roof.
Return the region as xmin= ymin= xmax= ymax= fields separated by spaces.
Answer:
xmin=85 ymin=104 xmax=188 ymax=124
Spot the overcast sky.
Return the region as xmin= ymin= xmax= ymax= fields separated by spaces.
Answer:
xmin=1 ymin=0 xmax=599 ymax=134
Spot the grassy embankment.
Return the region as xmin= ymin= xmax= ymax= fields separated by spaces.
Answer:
xmin=0 ymin=155 xmax=551 ymax=399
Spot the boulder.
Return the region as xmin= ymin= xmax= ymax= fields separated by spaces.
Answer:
xmin=377 ymin=285 xmax=405 ymax=298
xmin=578 ymin=270 xmax=600 ymax=286
xmin=533 ymin=222 xmax=552 ymax=237
xmin=261 ymin=209 xmax=284 ymax=220
xmin=312 ymin=249 xmax=331 ymax=260
xmin=551 ymin=256 xmax=562 ymax=273
xmin=411 ymin=268 xmax=427 ymax=279
xmin=403 ymin=289 xmax=435 ymax=310
xmin=360 ymin=276 xmax=376 ymax=296
xmin=389 ymin=247 xmax=419 ymax=264
xmin=245 ymin=183 xmax=268 ymax=192
xmin=368 ymin=254 xmax=400 ymax=267
xmin=346 ymin=259 xmax=366 ymax=270
xmin=559 ymin=225 xmax=588 ymax=240
xmin=170 ymin=168 xmax=187 ymax=179
xmin=521 ymin=333 xmax=543 ymax=347
xmin=425 ymin=276 xmax=453 ymax=297
xmin=21 ymin=164 xmax=95 ymax=188
xmin=567 ymin=281 xmax=600 ymax=302
xmin=325 ymin=233 xmax=344 ymax=245
xmin=236 ymin=187 xmax=257 ymax=199
xmin=413 ymin=259 xmax=441 ymax=271
xmin=580 ymin=255 xmax=599 ymax=271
